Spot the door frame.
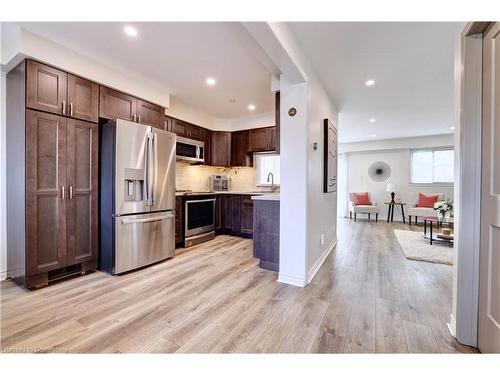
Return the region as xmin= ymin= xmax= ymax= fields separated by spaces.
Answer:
xmin=452 ymin=21 xmax=491 ymax=348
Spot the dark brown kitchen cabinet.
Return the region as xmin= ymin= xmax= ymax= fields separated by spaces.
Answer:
xmin=175 ymin=196 xmax=183 ymax=245
xmin=27 ymin=60 xmax=68 ymax=116
xmin=215 ymin=196 xmax=222 ymax=231
xmin=249 ymin=126 xmax=276 ymax=152
xmin=253 ymin=200 xmax=280 ymax=271
xmin=239 ymin=197 xmax=254 ymax=236
xmin=275 ymin=91 xmax=280 ymax=154
xmin=231 ymin=130 xmax=252 ymax=167
xmin=65 ymin=118 xmax=99 ymax=265
xmin=136 ymin=99 xmax=164 ymax=129
xmin=211 ymin=131 xmax=232 ymax=167
xmin=26 ymin=110 xmax=68 ymax=275
xmin=26 ymin=60 xmax=99 ymax=123
xmin=24 ymin=110 xmax=99 ymax=287
xmin=172 ymin=118 xmax=205 ymax=141
xmin=217 ymin=194 xmax=253 ymax=238
xmin=222 ymin=195 xmax=241 ymax=233
xmin=99 ymin=86 xmax=137 ymax=122
xmin=67 ymin=74 xmax=99 ymax=123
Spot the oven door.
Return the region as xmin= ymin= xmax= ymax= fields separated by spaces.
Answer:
xmin=185 ymin=198 xmax=216 ymax=237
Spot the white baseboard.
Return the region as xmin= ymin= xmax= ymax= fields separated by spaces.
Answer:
xmin=307 ymin=239 xmax=337 ymax=284
xmin=447 ymin=313 xmax=457 ymax=338
xmin=277 ymin=273 xmax=307 ymax=287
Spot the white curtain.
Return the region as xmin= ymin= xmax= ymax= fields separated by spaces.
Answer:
xmin=337 ymin=152 xmax=349 ymax=217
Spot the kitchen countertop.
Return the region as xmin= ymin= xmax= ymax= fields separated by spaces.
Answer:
xmin=175 ymin=191 xmax=277 ymax=197
xmin=251 ymin=193 xmax=280 ymax=201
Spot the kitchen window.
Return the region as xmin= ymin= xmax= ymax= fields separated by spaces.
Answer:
xmin=410 ymin=148 xmax=454 ymax=184
xmin=255 ymin=153 xmax=280 ymax=186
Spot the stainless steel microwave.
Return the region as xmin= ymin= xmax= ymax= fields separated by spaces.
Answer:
xmin=176 ymin=136 xmax=205 ymax=163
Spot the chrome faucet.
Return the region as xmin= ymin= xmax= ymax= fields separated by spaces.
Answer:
xmin=267 ymin=172 xmax=278 ymax=193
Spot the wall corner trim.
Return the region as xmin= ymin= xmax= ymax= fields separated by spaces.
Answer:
xmin=307 ymin=239 xmax=337 ymax=284
xmin=447 ymin=314 xmax=457 ymax=338
xmin=277 ymin=273 xmax=307 ymax=287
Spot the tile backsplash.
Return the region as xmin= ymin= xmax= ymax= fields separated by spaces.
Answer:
xmin=175 ymin=162 xmax=271 ymax=192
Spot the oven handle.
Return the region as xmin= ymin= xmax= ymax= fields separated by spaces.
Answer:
xmin=185 ymin=198 xmax=216 ymax=204
xmin=121 ymin=213 xmax=173 ymax=225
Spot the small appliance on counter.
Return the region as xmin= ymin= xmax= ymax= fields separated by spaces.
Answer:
xmin=211 ymin=174 xmax=230 ymax=191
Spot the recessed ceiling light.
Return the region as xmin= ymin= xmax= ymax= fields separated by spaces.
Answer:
xmin=365 ymin=79 xmax=375 ymax=86
xmin=248 ymin=104 xmax=256 ymax=111
xmin=206 ymin=77 xmax=216 ymax=86
xmin=124 ymin=26 xmax=138 ymax=37
xmin=371 ymin=134 xmax=376 ymax=137
xmin=369 ymin=118 xmax=376 ymax=123
xmin=450 ymin=126 xmax=456 ymax=130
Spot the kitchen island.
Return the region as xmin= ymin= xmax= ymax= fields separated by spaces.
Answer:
xmin=251 ymin=194 xmax=280 ymax=271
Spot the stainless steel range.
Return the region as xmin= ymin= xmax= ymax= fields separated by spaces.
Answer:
xmin=183 ymin=194 xmax=216 ymax=247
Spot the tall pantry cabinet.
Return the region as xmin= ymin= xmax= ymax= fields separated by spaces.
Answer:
xmin=7 ymin=60 xmax=99 ymax=288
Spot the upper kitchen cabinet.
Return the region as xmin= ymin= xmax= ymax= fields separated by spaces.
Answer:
xmin=99 ymin=86 xmax=137 ymax=122
xmin=27 ymin=60 xmax=67 ymax=116
xmin=275 ymin=91 xmax=280 ymax=154
xmin=26 ymin=60 xmax=99 ymax=123
xmin=249 ymin=126 xmax=276 ymax=152
xmin=172 ymin=118 xmax=205 ymax=141
xmin=67 ymin=74 xmax=99 ymax=123
xmin=231 ymin=130 xmax=252 ymax=167
xmin=136 ymin=99 xmax=164 ymax=129
xmin=211 ymin=131 xmax=231 ymax=167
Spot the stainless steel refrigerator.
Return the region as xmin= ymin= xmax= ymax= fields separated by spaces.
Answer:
xmin=100 ymin=119 xmax=176 ymax=274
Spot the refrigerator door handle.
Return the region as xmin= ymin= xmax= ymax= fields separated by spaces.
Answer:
xmin=152 ymin=132 xmax=158 ymax=205
xmin=144 ymin=135 xmax=150 ymax=204
xmin=120 ymin=212 xmax=173 ymax=225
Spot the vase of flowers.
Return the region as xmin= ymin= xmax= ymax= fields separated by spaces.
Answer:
xmin=434 ymin=199 xmax=454 ymax=222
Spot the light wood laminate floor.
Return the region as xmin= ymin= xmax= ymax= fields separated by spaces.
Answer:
xmin=0 ymin=219 xmax=477 ymax=353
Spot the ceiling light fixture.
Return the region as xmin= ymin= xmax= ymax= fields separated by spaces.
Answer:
xmin=371 ymin=134 xmax=376 ymax=137
xmin=365 ymin=79 xmax=375 ymax=86
xmin=450 ymin=126 xmax=456 ymax=130
xmin=124 ymin=26 xmax=138 ymax=37
xmin=369 ymin=118 xmax=376 ymax=123
xmin=206 ymin=77 xmax=216 ymax=86
xmin=248 ymin=104 xmax=256 ymax=111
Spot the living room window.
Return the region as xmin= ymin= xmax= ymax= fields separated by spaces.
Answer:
xmin=255 ymin=153 xmax=280 ymax=186
xmin=410 ymin=148 xmax=454 ymax=184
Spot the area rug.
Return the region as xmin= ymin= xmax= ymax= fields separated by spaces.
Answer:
xmin=393 ymin=229 xmax=453 ymax=265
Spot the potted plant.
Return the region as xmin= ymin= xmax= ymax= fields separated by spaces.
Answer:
xmin=434 ymin=199 xmax=454 ymax=222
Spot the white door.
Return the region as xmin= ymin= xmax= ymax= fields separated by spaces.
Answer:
xmin=479 ymin=22 xmax=500 ymax=353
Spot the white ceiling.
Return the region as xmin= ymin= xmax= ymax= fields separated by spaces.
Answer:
xmin=288 ymin=22 xmax=459 ymax=143
xmin=18 ymin=22 xmax=275 ymax=119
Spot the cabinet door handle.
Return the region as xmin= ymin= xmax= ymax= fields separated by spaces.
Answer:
xmin=69 ymin=186 xmax=73 ymax=200
xmin=61 ymin=186 xmax=65 ymax=200
xmin=132 ymin=114 xmax=137 ymax=122
xmin=70 ymin=102 xmax=74 ymax=117
xmin=62 ymin=100 xmax=66 ymax=115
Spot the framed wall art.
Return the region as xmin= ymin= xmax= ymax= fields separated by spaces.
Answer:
xmin=323 ymin=118 xmax=338 ymax=193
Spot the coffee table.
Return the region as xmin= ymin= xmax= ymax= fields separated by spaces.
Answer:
xmin=423 ymin=216 xmax=454 ymax=245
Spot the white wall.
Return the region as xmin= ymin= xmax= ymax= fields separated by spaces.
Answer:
xmin=261 ymin=23 xmax=338 ymax=286
xmin=0 ymin=70 xmax=7 ymax=280
xmin=305 ymin=74 xmax=338 ymax=281
xmin=345 ymin=143 xmax=454 ymax=221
